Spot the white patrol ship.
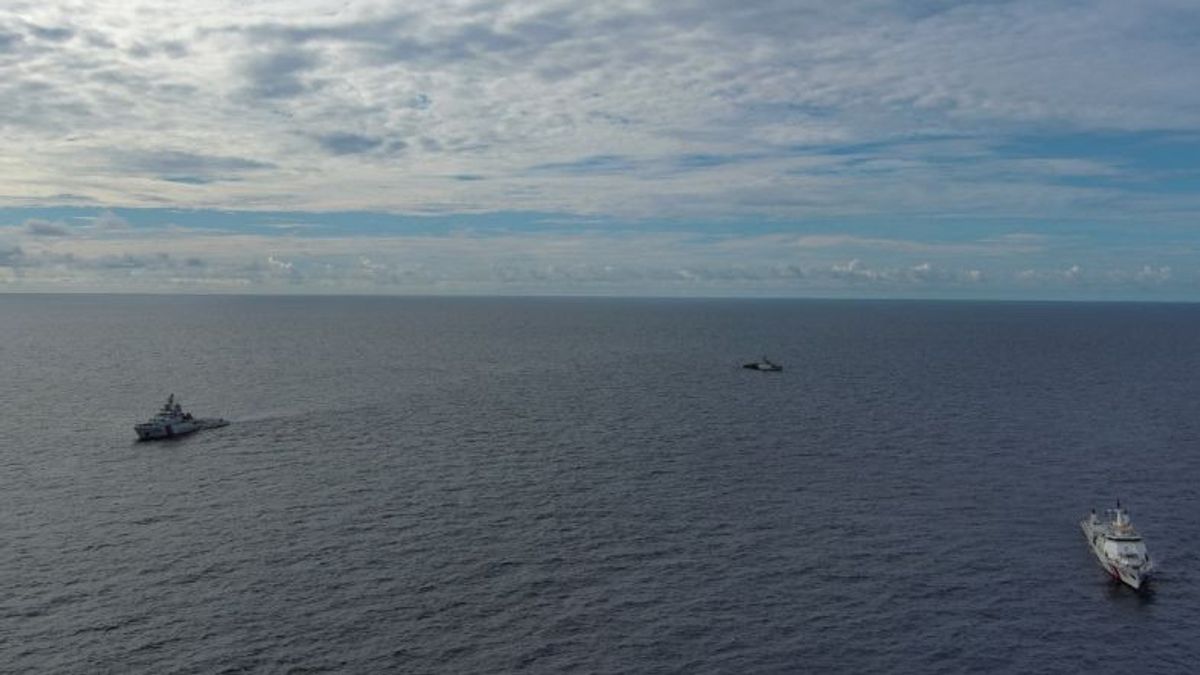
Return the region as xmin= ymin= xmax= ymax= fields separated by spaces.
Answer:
xmin=134 ymin=394 xmax=228 ymax=441
xmin=1081 ymin=503 xmax=1153 ymax=589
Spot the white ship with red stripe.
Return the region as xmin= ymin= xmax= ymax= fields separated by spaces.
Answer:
xmin=134 ymin=394 xmax=228 ymax=441
xmin=1081 ymin=503 xmax=1152 ymax=589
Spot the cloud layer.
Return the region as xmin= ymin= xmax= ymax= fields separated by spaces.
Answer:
xmin=1 ymin=208 xmax=1194 ymax=299
xmin=1 ymin=1 xmax=1198 ymax=297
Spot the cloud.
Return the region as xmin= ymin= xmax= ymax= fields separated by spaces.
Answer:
xmin=240 ymin=46 xmax=322 ymax=100
xmin=1135 ymin=265 xmax=1171 ymax=282
xmin=23 ymin=219 xmax=71 ymax=237
xmin=75 ymin=210 xmax=128 ymax=231
xmin=0 ymin=2 xmax=1198 ymax=298
xmin=829 ymin=258 xmax=879 ymax=282
xmin=102 ymin=149 xmax=275 ymax=183
xmin=530 ymin=155 xmax=638 ymax=175
xmin=0 ymin=245 xmax=24 ymax=266
xmin=266 ymin=255 xmax=294 ymax=272
xmin=820 ymin=258 xmax=989 ymax=287
xmin=127 ymin=39 xmax=189 ymax=60
xmin=96 ymin=252 xmax=173 ymax=269
xmin=27 ymin=24 xmax=74 ymax=43
xmin=0 ymin=28 xmax=23 ymax=53
xmin=3 ymin=1 xmax=1198 ymax=222
xmin=0 ymin=216 xmax=1187 ymax=298
xmin=315 ymin=132 xmax=384 ymax=156
xmin=787 ymin=234 xmax=1040 ymax=256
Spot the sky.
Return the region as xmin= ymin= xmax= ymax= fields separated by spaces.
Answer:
xmin=1 ymin=0 xmax=1198 ymax=299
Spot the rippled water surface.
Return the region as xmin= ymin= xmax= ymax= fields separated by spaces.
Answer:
xmin=3 ymin=295 xmax=1199 ymax=673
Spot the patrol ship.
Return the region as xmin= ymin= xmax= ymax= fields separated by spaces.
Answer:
xmin=1081 ymin=503 xmax=1153 ymax=589
xmin=134 ymin=394 xmax=228 ymax=441
xmin=743 ymin=357 xmax=783 ymax=372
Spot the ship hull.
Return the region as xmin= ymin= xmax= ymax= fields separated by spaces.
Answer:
xmin=134 ymin=418 xmax=228 ymax=441
xmin=135 ymin=421 xmax=200 ymax=441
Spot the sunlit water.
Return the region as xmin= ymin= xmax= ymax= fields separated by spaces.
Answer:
xmin=3 ymin=295 xmax=1199 ymax=673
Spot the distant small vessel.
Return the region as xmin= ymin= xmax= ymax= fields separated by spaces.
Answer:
xmin=1081 ymin=502 xmax=1153 ymax=589
xmin=743 ymin=357 xmax=783 ymax=372
xmin=134 ymin=394 xmax=228 ymax=441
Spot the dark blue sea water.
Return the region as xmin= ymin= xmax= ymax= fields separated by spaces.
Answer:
xmin=2 ymin=295 xmax=1199 ymax=673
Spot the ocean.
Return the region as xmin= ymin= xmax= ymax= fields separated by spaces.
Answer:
xmin=2 ymin=295 xmax=1198 ymax=673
